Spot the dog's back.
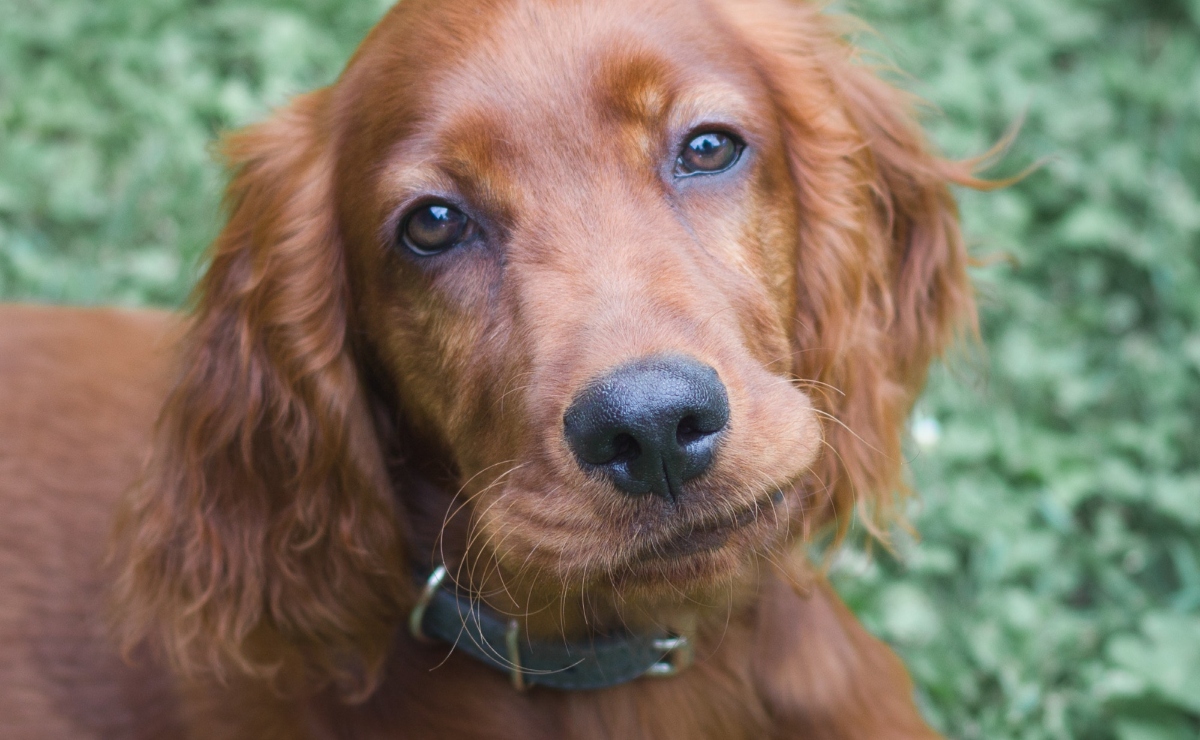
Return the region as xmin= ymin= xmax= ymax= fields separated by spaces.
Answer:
xmin=0 ymin=306 xmax=182 ymax=738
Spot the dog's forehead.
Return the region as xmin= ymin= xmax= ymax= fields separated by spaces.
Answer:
xmin=340 ymin=0 xmax=761 ymax=174
xmin=425 ymin=0 xmax=738 ymax=108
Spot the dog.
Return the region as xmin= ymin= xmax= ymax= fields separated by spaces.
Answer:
xmin=0 ymin=0 xmax=987 ymax=736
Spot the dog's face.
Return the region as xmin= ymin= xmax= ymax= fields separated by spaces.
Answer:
xmin=333 ymin=0 xmax=820 ymax=608
xmin=116 ymin=0 xmax=973 ymax=686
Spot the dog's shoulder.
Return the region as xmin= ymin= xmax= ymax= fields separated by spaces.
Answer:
xmin=0 ymin=304 xmax=176 ymax=502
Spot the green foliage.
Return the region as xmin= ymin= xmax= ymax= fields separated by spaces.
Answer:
xmin=831 ymin=0 xmax=1200 ymax=737
xmin=1 ymin=0 xmax=1197 ymax=736
xmin=0 ymin=0 xmax=389 ymax=303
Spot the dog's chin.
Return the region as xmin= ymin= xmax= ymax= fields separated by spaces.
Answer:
xmin=543 ymin=494 xmax=789 ymax=602
xmin=477 ymin=487 xmax=795 ymax=614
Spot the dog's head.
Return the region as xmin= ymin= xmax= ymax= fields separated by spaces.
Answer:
xmin=114 ymin=0 xmax=976 ymax=695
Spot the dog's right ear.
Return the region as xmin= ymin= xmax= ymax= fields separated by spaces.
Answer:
xmin=111 ymin=90 xmax=409 ymax=699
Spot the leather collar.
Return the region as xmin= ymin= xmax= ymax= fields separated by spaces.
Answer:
xmin=408 ymin=566 xmax=693 ymax=691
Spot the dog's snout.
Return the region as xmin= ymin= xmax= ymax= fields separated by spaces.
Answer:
xmin=563 ymin=355 xmax=729 ymax=502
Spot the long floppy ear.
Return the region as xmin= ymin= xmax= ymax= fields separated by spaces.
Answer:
xmin=111 ymin=90 xmax=407 ymax=697
xmin=723 ymin=0 xmax=985 ymax=535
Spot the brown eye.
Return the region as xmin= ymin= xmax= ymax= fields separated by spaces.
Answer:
xmin=400 ymin=203 xmax=472 ymax=255
xmin=676 ymin=131 xmax=742 ymax=176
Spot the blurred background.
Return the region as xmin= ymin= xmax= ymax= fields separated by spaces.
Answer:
xmin=1 ymin=0 xmax=1197 ymax=736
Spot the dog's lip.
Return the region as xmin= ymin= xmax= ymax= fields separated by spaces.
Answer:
xmin=632 ymin=495 xmax=773 ymax=563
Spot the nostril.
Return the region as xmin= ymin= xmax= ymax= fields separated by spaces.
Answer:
xmin=676 ymin=415 xmax=705 ymax=446
xmin=609 ymin=433 xmax=641 ymax=464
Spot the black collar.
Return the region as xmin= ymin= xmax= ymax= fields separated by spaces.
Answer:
xmin=407 ymin=566 xmax=693 ymax=691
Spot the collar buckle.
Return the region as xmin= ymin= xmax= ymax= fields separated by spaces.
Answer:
xmin=645 ymin=634 xmax=693 ymax=678
xmin=504 ymin=619 xmax=528 ymax=692
xmin=408 ymin=564 xmax=448 ymax=641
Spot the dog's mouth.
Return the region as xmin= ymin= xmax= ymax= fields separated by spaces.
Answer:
xmin=470 ymin=481 xmax=794 ymax=595
xmin=634 ymin=505 xmax=759 ymax=562
xmin=625 ymin=489 xmax=786 ymax=568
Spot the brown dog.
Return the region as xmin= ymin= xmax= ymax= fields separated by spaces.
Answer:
xmin=0 ymin=0 xmax=986 ymax=736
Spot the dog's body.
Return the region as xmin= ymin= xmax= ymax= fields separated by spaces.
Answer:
xmin=0 ymin=0 xmax=985 ymax=736
xmin=0 ymin=308 xmax=180 ymax=737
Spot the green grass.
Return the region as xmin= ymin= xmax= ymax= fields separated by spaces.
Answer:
xmin=2 ymin=0 xmax=1198 ymax=737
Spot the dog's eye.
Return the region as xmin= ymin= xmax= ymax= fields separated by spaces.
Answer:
xmin=676 ymin=131 xmax=743 ymax=176
xmin=400 ymin=203 xmax=473 ymax=255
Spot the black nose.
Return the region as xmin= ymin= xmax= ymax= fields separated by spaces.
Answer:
xmin=563 ymin=355 xmax=730 ymax=502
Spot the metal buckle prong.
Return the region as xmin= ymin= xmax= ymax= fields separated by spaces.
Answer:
xmin=408 ymin=565 xmax=448 ymax=641
xmin=505 ymin=619 xmax=528 ymax=692
xmin=645 ymin=633 xmax=693 ymax=678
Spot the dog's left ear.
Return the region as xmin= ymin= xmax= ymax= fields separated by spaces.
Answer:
xmin=721 ymin=0 xmax=985 ymax=532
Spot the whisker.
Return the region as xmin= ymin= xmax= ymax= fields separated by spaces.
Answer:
xmin=786 ymin=376 xmax=846 ymax=397
xmin=809 ymin=407 xmax=894 ymax=462
xmin=433 ymin=459 xmax=526 ymax=565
